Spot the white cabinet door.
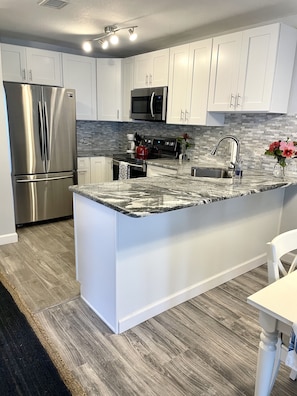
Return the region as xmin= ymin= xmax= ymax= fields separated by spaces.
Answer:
xmin=187 ymin=39 xmax=224 ymax=125
xmin=1 ymin=44 xmax=27 ymax=82
xmin=121 ymin=57 xmax=134 ymax=121
xmin=208 ymin=23 xmax=297 ymax=113
xmin=104 ymin=157 xmax=113 ymax=182
xmin=167 ymin=39 xmax=224 ymax=126
xmin=134 ymin=49 xmax=169 ymax=88
xmin=166 ymin=44 xmax=189 ymax=124
xmin=77 ymin=157 xmax=91 ymax=185
xmin=1 ymin=44 xmax=62 ymax=86
xmin=26 ymin=48 xmax=62 ymax=86
xmin=97 ymin=58 xmax=122 ymax=121
xmin=78 ymin=157 xmax=113 ymax=184
xmin=208 ymin=32 xmax=242 ymax=111
xmin=239 ymin=24 xmax=296 ymax=112
xmin=62 ymin=54 xmax=97 ymax=120
xmin=90 ymin=157 xmax=105 ymax=183
xmin=90 ymin=157 xmax=113 ymax=183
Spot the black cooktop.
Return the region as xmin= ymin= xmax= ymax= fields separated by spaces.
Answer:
xmin=113 ymin=154 xmax=145 ymax=165
xmin=113 ymin=137 xmax=179 ymax=164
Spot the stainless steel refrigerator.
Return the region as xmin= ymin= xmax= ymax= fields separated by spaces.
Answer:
xmin=4 ymin=82 xmax=77 ymax=225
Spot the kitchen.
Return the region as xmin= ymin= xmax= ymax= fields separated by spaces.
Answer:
xmin=2 ymin=0 xmax=297 ymax=394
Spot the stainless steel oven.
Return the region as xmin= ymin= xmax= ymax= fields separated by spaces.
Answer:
xmin=112 ymin=157 xmax=147 ymax=180
xmin=131 ymin=86 xmax=167 ymax=121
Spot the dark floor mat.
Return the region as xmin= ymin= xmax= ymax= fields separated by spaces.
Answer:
xmin=0 ymin=281 xmax=71 ymax=396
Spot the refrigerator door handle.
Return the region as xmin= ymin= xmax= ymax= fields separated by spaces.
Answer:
xmin=16 ymin=175 xmax=73 ymax=183
xmin=43 ymin=101 xmax=50 ymax=163
xmin=38 ymin=101 xmax=46 ymax=161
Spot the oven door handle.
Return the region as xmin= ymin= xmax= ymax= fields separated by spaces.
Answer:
xmin=113 ymin=159 xmax=144 ymax=169
xmin=150 ymin=92 xmax=155 ymax=118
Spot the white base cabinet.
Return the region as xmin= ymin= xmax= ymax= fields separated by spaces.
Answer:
xmin=73 ymin=187 xmax=284 ymax=334
xmin=1 ymin=44 xmax=62 ymax=86
xmin=77 ymin=157 xmax=113 ymax=185
xmin=208 ymin=23 xmax=297 ymax=113
xmin=62 ymin=54 xmax=97 ymax=120
xmin=77 ymin=157 xmax=91 ymax=185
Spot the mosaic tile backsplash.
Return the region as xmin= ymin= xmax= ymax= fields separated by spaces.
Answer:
xmin=77 ymin=112 xmax=297 ymax=172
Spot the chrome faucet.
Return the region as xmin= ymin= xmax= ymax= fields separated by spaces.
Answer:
xmin=210 ymin=135 xmax=241 ymax=170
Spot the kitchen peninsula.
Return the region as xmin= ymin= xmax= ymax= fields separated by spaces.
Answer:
xmin=70 ymin=172 xmax=294 ymax=334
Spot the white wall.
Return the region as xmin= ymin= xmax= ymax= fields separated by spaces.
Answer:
xmin=0 ymin=49 xmax=17 ymax=245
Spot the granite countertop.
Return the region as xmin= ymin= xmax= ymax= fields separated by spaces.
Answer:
xmin=69 ymin=170 xmax=294 ymax=218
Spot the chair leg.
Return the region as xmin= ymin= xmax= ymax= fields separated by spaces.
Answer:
xmin=289 ymin=369 xmax=297 ymax=381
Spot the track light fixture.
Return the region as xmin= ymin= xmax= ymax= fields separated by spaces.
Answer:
xmin=82 ymin=25 xmax=138 ymax=52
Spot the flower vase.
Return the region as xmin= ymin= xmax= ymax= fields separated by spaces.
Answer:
xmin=273 ymin=162 xmax=285 ymax=178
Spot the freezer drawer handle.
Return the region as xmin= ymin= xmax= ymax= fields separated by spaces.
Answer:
xmin=16 ymin=175 xmax=73 ymax=183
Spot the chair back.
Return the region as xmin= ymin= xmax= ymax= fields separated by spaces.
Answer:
xmin=267 ymin=229 xmax=297 ymax=284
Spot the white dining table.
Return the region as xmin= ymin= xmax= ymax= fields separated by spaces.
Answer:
xmin=247 ymin=270 xmax=297 ymax=396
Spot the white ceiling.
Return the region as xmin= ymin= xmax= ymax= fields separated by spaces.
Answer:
xmin=1 ymin=0 xmax=297 ymax=58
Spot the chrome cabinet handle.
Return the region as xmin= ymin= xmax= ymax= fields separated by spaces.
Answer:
xmin=145 ymin=74 xmax=148 ymax=85
xmin=149 ymin=74 xmax=152 ymax=85
xmin=230 ymin=94 xmax=235 ymax=108
xmin=236 ymin=94 xmax=241 ymax=107
xmin=22 ymin=69 xmax=26 ymax=80
xmin=29 ymin=69 xmax=33 ymax=81
xmin=185 ymin=110 xmax=190 ymax=121
xmin=180 ymin=109 xmax=184 ymax=121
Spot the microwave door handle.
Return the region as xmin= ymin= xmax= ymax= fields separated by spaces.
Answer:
xmin=150 ymin=92 xmax=155 ymax=118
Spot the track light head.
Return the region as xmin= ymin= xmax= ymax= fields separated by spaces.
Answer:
xmin=128 ymin=28 xmax=137 ymax=42
xmin=110 ymin=33 xmax=119 ymax=45
xmin=82 ymin=41 xmax=92 ymax=52
xmin=99 ymin=39 xmax=109 ymax=50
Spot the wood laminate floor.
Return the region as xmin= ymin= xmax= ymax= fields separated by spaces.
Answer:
xmin=0 ymin=219 xmax=296 ymax=395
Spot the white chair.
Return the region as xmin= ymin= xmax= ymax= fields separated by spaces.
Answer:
xmin=266 ymin=229 xmax=297 ymax=385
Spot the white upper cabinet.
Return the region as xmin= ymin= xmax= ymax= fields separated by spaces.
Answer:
xmin=208 ymin=23 xmax=297 ymax=113
xmin=134 ymin=48 xmax=169 ymax=88
xmin=1 ymin=44 xmax=62 ymax=86
xmin=62 ymin=54 xmax=97 ymax=120
xmin=167 ymin=39 xmax=224 ymax=126
xmin=97 ymin=58 xmax=122 ymax=121
xmin=121 ymin=57 xmax=134 ymax=121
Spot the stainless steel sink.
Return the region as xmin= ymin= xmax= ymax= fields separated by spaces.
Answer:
xmin=191 ymin=166 xmax=231 ymax=178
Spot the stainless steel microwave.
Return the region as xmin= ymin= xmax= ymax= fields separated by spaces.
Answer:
xmin=131 ymin=86 xmax=167 ymax=121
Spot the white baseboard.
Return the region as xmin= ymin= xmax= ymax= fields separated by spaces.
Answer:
xmin=0 ymin=232 xmax=18 ymax=246
xmin=118 ymin=254 xmax=266 ymax=334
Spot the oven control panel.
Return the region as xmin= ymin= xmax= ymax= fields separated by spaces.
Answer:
xmin=143 ymin=137 xmax=178 ymax=158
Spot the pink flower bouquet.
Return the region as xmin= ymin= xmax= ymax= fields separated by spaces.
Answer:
xmin=265 ymin=139 xmax=297 ymax=167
